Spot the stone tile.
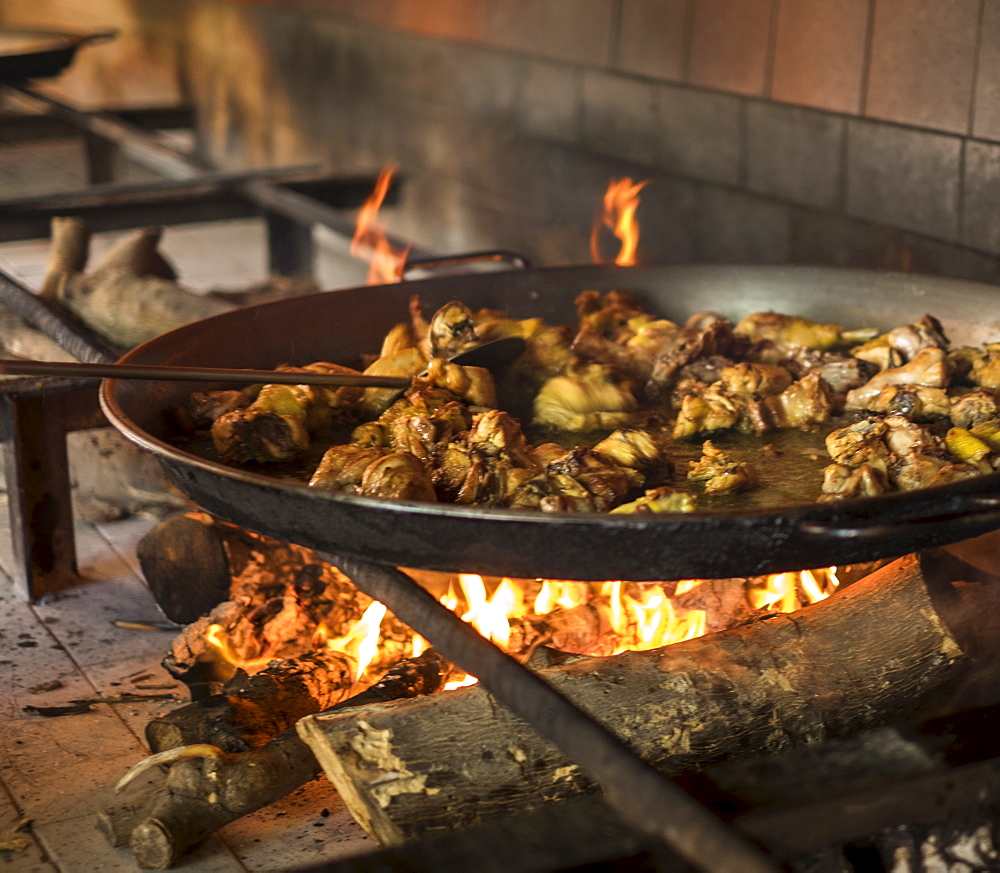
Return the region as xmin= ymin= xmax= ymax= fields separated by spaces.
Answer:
xmin=581 ymin=70 xmax=659 ymax=165
xmin=770 ymin=0 xmax=869 ymax=114
xmin=865 ymin=0 xmax=980 ymax=134
xmin=92 ymin=517 xmax=159 ymax=582
xmin=0 ymin=706 xmax=147 ymax=823
xmin=483 ymin=0 xmax=617 ymax=66
xmin=653 ymin=83 xmax=744 ymax=186
xmin=219 ymin=779 xmax=373 ymax=870
xmin=518 ymin=60 xmax=583 ymax=145
xmin=0 ymin=782 xmax=55 ymax=872
xmin=974 ymin=0 xmax=1000 ymax=141
xmin=616 ymin=0 xmax=690 ymax=82
xmin=35 ymin=811 xmax=246 ymax=873
xmin=693 ymin=186 xmax=792 ymax=263
xmin=450 ymin=46 xmax=523 ymax=121
xmin=961 ymin=140 xmax=1000 ymax=256
xmin=845 ymin=119 xmax=962 ymax=241
xmin=747 ymin=101 xmax=845 ymax=210
xmin=687 ymin=0 xmax=773 ymax=96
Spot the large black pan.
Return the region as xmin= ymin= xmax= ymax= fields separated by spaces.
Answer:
xmin=101 ymin=263 xmax=1000 ymax=581
xmin=0 ymin=28 xmax=115 ymax=83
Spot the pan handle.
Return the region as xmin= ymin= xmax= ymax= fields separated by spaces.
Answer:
xmin=797 ymin=494 xmax=1000 ymax=540
xmin=401 ymin=250 xmax=531 ymax=280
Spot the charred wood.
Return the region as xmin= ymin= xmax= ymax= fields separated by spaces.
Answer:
xmin=104 ymin=651 xmax=449 ymax=869
xmin=297 ymin=553 xmax=981 ymax=846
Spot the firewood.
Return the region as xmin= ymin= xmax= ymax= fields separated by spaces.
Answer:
xmin=37 ymin=216 xmax=91 ymax=300
xmin=296 ymin=552 xmax=984 ymax=846
xmin=104 ymin=651 xmax=449 ymax=869
xmin=146 ymin=650 xmax=354 ymax=754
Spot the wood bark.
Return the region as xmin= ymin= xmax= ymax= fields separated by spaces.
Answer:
xmin=297 ymin=552 xmax=982 ymax=846
xmin=101 ymin=651 xmax=449 ymax=869
xmin=146 ymin=650 xmax=354 ymax=753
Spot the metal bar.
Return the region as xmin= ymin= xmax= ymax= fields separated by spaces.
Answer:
xmin=0 ymin=164 xmax=322 ymax=212
xmin=0 ymin=266 xmax=117 ymax=363
xmin=0 ymin=194 xmax=258 ymax=242
xmin=265 ymin=209 xmax=315 ymax=276
xmin=2 ymin=394 xmax=77 ymax=600
xmin=12 ymin=85 xmax=433 ymax=261
xmin=83 ymin=129 xmax=115 ymax=184
xmin=331 ymin=557 xmax=778 ymax=873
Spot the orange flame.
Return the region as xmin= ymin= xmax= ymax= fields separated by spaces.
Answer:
xmin=351 ymin=164 xmax=410 ymax=284
xmin=206 ymin=567 xmax=840 ymax=689
xmin=590 ymin=177 xmax=650 ymax=266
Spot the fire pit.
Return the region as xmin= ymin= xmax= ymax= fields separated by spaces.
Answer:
xmin=98 ymin=262 xmax=1000 ymax=871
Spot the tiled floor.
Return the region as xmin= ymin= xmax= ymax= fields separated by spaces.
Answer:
xmin=0 ymin=126 xmax=375 ymax=870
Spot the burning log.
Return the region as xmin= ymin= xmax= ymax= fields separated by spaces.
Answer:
xmin=297 ymin=552 xmax=984 ymax=846
xmin=99 ymin=650 xmax=449 ymax=869
xmin=145 ymin=651 xmax=355 ymax=753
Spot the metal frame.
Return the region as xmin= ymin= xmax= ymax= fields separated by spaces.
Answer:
xmin=0 ymin=86 xmax=421 ymax=599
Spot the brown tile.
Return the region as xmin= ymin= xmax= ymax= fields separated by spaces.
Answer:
xmin=653 ymin=83 xmax=744 ymax=186
xmin=770 ymin=0 xmax=870 ymax=113
xmin=973 ymin=0 xmax=1000 ymax=141
xmin=961 ymin=140 xmax=1000 ymax=255
xmin=866 ymin=0 xmax=980 ymax=134
xmin=518 ymin=60 xmax=584 ymax=143
xmin=845 ymin=119 xmax=962 ymax=241
xmin=483 ymin=0 xmax=617 ymax=66
xmin=581 ymin=70 xmax=659 ymax=165
xmin=616 ymin=0 xmax=690 ymax=81
xmin=747 ymin=102 xmax=845 ymax=209
xmin=688 ymin=0 xmax=774 ymax=96
xmin=387 ymin=0 xmax=489 ymax=43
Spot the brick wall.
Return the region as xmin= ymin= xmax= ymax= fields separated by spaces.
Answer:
xmin=5 ymin=0 xmax=1000 ymax=282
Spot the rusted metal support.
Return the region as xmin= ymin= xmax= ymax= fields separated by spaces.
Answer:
xmin=84 ymin=129 xmax=116 ymax=184
xmin=0 ymin=383 xmax=105 ymax=600
xmin=330 ymin=557 xmax=778 ymax=873
xmin=264 ymin=209 xmax=315 ymax=276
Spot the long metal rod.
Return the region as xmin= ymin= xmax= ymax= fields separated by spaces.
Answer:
xmin=13 ymin=86 xmax=434 ymax=263
xmin=0 ymin=266 xmax=117 ymax=364
xmin=0 ymin=359 xmax=410 ymax=388
xmin=332 ymin=557 xmax=778 ymax=873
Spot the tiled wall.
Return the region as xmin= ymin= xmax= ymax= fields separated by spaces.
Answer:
xmin=5 ymin=0 xmax=1000 ymax=282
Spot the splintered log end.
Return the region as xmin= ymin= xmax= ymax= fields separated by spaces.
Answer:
xmin=298 ymin=553 xmax=983 ymax=844
xmin=130 ymin=819 xmax=180 ymax=870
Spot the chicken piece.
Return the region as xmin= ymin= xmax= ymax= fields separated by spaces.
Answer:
xmin=610 ymin=486 xmax=697 ymax=514
xmin=359 ymin=452 xmax=437 ymax=502
xmin=890 ymin=452 xmax=954 ymax=491
xmin=851 ymin=314 xmax=948 ymax=367
xmin=819 ymin=463 xmax=890 ymax=500
xmin=781 ymin=349 xmax=876 ymax=396
xmin=467 ymin=409 xmax=537 ymax=469
xmin=574 ymin=289 xmax=647 ymax=340
xmin=734 ymin=312 xmax=873 ymax=350
xmin=824 ymin=418 xmax=892 ymax=473
xmin=428 ymin=301 xmax=478 ymax=359
xmin=970 ymin=343 xmax=1000 ymax=390
xmin=856 ymin=385 xmax=951 ymax=419
xmin=672 ymin=387 xmax=744 ymax=439
xmin=676 ymin=354 xmax=733 ymax=386
xmin=186 ymin=387 xmax=256 ymax=429
xmin=687 ymin=441 xmax=758 ymax=495
xmin=950 ymin=389 xmax=1000 ymax=429
xmin=389 ymin=401 xmax=472 ymax=465
xmin=417 ymin=359 xmax=497 ymax=408
xmin=947 ymin=346 xmax=979 ymax=381
xmin=379 ymin=294 xmax=431 ymax=358
xmin=533 ymin=364 xmax=638 ymax=433
xmin=719 ymin=362 xmax=794 ymax=397
xmin=647 ymin=318 xmax=740 ymax=397
xmin=545 ymin=447 xmax=634 ymax=509
xmin=360 ymin=347 xmax=427 ymax=420
xmin=309 ymin=444 xmax=391 ymax=492
xmin=844 ymin=347 xmax=951 ymax=410
xmin=746 ymin=372 xmax=834 ymax=433
xmin=926 ymin=463 xmax=988 ymax=488
xmin=210 ymin=363 xmax=360 ymax=463
xmin=881 ymin=413 xmax=944 ymax=457
xmin=592 ymin=429 xmax=672 ymax=483
xmin=212 ymin=408 xmax=309 ymax=464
